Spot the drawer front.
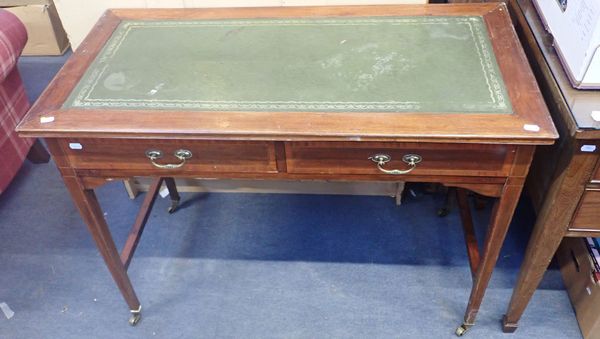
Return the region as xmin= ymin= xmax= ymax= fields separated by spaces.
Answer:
xmin=570 ymin=189 xmax=600 ymax=231
xmin=285 ymin=142 xmax=515 ymax=177
xmin=62 ymin=139 xmax=278 ymax=173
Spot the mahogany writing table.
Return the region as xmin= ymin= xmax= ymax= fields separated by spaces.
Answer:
xmin=16 ymin=4 xmax=556 ymax=335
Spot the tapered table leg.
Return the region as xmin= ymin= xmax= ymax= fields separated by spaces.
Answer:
xmin=63 ymin=176 xmax=142 ymax=325
xmin=437 ymin=187 xmax=455 ymax=217
xmin=501 ymin=223 xmax=565 ymax=333
xmin=27 ymin=139 xmax=50 ymax=164
xmin=456 ymin=188 xmax=480 ymax=277
xmin=456 ymin=183 xmax=524 ymax=336
xmin=502 ymin=169 xmax=574 ymax=332
xmin=164 ymin=177 xmax=180 ymax=213
xmin=121 ymin=178 xmax=164 ymax=270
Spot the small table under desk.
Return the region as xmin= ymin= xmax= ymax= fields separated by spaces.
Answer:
xmin=502 ymin=0 xmax=600 ymax=333
xmin=16 ymin=4 xmax=556 ymax=335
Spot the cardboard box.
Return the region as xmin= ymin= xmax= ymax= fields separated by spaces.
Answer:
xmin=557 ymin=238 xmax=600 ymax=339
xmin=1 ymin=0 xmax=69 ymax=55
xmin=533 ymin=0 xmax=600 ymax=89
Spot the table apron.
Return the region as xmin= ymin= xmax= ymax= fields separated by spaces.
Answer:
xmin=54 ymin=139 xmax=518 ymax=180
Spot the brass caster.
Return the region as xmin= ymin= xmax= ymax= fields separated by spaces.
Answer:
xmin=168 ymin=199 xmax=180 ymax=214
xmin=128 ymin=312 xmax=141 ymax=326
xmin=437 ymin=207 xmax=450 ymax=217
xmin=502 ymin=315 xmax=519 ymax=333
xmin=455 ymin=324 xmax=469 ymax=337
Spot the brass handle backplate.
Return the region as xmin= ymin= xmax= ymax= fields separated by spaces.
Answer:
xmin=145 ymin=149 xmax=192 ymax=169
xmin=368 ymin=153 xmax=422 ymax=175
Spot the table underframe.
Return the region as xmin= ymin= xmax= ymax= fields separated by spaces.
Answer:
xmin=47 ymin=138 xmax=535 ymax=333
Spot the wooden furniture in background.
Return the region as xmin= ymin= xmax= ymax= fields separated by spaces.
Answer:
xmin=17 ymin=4 xmax=556 ymax=335
xmin=556 ymin=238 xmax=600 ymax=339
xmin=501 ymin=0 xmax=600 ymax=333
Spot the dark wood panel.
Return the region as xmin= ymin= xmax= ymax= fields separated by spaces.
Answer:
xmin=60 ymin=139 xmax=278 ymax=174
xmin=286 ymin=142 xmax=515 ymax=177
xmin=592 ymin=160 xmax=600 ymax=183
xmin=570 ymin=189 xmax=600 ymax=231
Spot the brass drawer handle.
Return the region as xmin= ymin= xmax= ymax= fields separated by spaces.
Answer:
xmin=145 ymin=149 xmax=192 ymax=169
xmin=369 ymin=153 xmax=422 ymax=175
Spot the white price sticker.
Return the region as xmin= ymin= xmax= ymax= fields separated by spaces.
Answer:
xmin=40 ymin=116 xmax=54 ymax=123
xmin=523 ymin=124 xmax=540 ymax=132
xmin=581 ymin=145 xmax=597 ymax=153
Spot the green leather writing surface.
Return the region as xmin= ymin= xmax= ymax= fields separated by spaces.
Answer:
xmin=64 ymin=16 xmax=512 ymax=113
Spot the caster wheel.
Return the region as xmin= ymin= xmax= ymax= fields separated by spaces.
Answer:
xmin=168 ymin=199 xmax=180 ymax=214
xmin=128 ymin=313 xmax=141 ymax=326
xmin=455 ymin=325 xmax=468 ymax=337
xmin=437 ymin=207 xmax=450 ymax=217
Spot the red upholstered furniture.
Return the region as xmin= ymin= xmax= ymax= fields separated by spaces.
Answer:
xmin=0 ymin=9 xmax=48 ymax=194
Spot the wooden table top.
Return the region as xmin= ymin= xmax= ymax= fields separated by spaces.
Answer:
xmin=17 ymin=4 xmax=557 ymax=144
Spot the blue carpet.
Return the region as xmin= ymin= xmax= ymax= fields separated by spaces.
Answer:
xmin=0 ymin=53 xmax=581 ymax=338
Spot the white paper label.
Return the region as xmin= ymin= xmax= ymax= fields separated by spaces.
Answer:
xmin=40 ymin=116 xmax=54 ymax=123
xmin=0 ymin=302 xmax=14 ymax=320
xmin=68 ymin=143 xmax=83 ymax=150
xmin=581 ymin=145 xmax=597 ymax=152
xmin=523 ymin=124 xmax=540 ymax=132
